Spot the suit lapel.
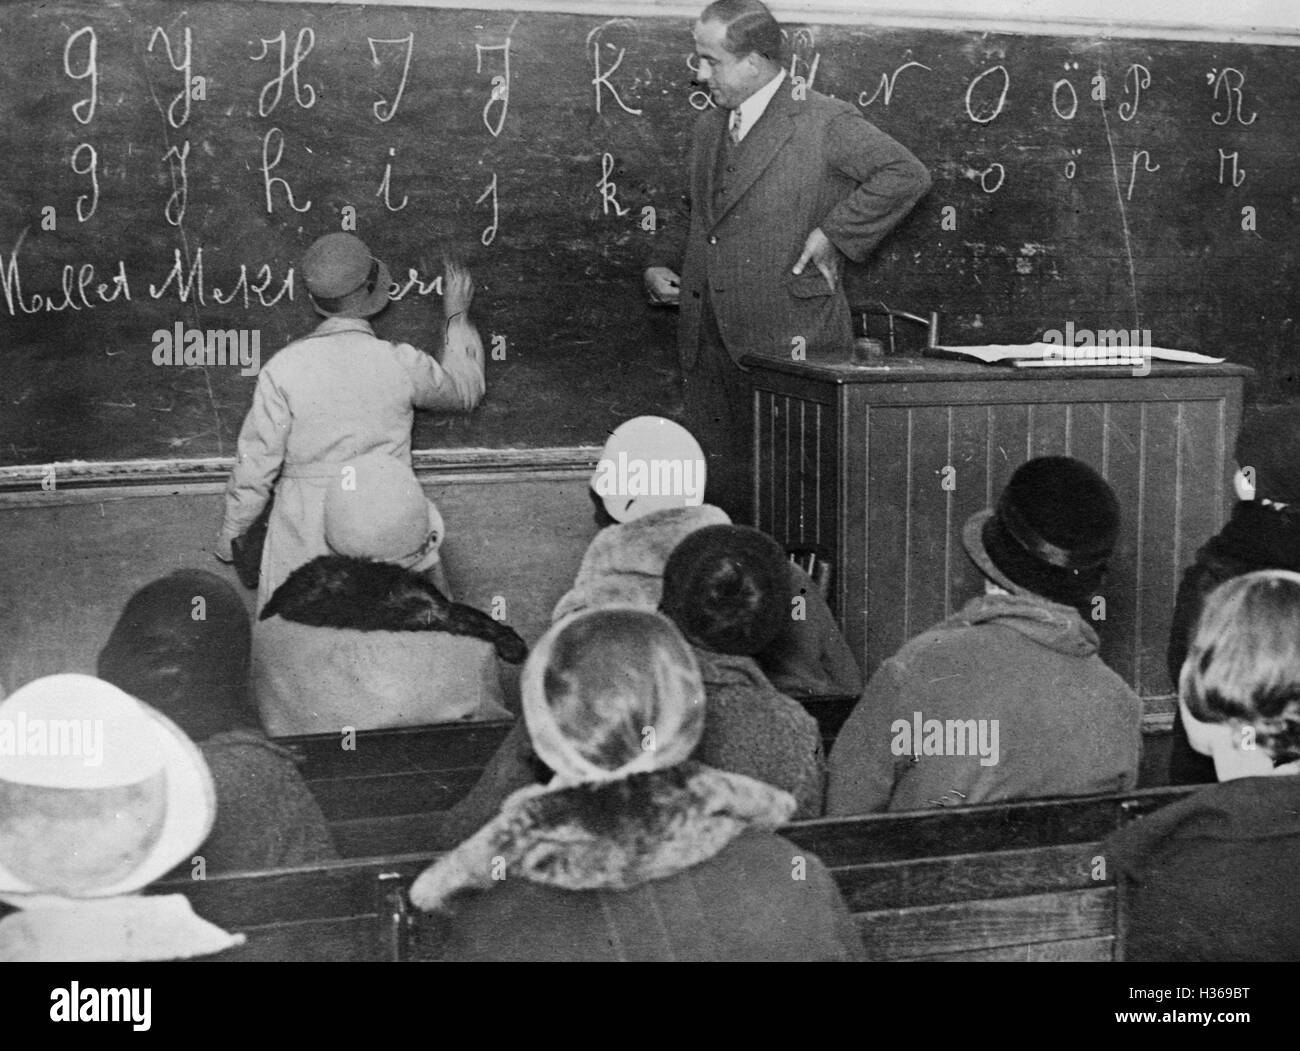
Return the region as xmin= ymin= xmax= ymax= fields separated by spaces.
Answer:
xmin=707 ymin=88 xmax=799 ymax=230
xmin=695 ymin=106 xmax=729 ymax=229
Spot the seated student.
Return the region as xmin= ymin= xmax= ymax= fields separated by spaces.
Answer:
xmin=1166 ymin=406 xmax=1300 ymax=785
xmin=215 ymin=233 xmax=485 ymax=610
xmin=253 ymin=452 xmax=526 ymax=735
xmin=98 ymin=570 xmax=336 ymax=873
xmin=827 ymin=456 xmax=1142 ymax=814
xmin=0 ymin=674 xmax=244 ymax=960
xmin=660 ymin=524 xmax=826 ymax=818
xmin=1105 ymin=570 xmax=1300 ymax=961
xmin=555 ymin=414 xmax=862 ymax=697
xmin=409 ymin=608 xmax=863 ymax=961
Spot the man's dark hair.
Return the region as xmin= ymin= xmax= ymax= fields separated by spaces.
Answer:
xmin=700 ymin=0 xmax=784 ymax=62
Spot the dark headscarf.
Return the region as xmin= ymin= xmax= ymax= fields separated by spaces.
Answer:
xmin=98 ymin=570 xmax=258 ymax=742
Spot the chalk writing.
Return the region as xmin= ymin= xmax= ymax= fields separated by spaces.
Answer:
xmin=858 ymin=60 xmax=931 ymax=107
xmin=252 ymin=28 xmax=317 ymax=117
xmin=788 ymin=39 xmax=820 ymax=98
xmin=977 ymin=162 xmax=1005 ymax=194
xmin=147 ymin=26 xmax=195 ymax=129
xmin=210 ymin=262 xmax=296 ymax=308
xmin=390 ymin=268 xmax=444 ymax=301
xmin=476 ymin=39 xmax=511 ymax=137
xmin=965 ymin=65 xmax=1009 ymax=124
xmin=0 ymin=231 xmax=130 ymax=316
xmin=597 ymin=152 xmax=630 ymax=216
xmin=1218 ymin=148 xmax=1246 ymax=187
xmin=1209 ymin=68 xmax=1257 ymax=126
xmin=152 ymin=246 xmax=294 ymax=307
xmin=1051 ymin=78 xmax=1078 ymax=120
xmin=162 ymin=140 xmax=190 ymax=226
xmin=1064 ymin=147 xmax=1082 ymax=180
xmin=1118 ymin=64 xmax=1150 ymax=122
xmin=70 ymin=143 xmax=99 ymax=222
xmin=1127 ymin=148 xmax=1160 ymax=200
xmin=63 ymin=26 xmax=98 ymax=125
xmin=376 ymin=146 xmax=409 ymax=211
xmin=261 ymin=127 xmax=312 ymax=214
xmin=588 ymin=21 xmax=643 ymax=116
xmin=476 ymin=172 xmax=499 ymax=246
xmin=368 ymin=34 xmax=414 ymax=123
xmin=686 ymin=54 xmax=715 ymax=111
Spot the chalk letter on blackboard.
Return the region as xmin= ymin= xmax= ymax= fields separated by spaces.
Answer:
xmin=262 ymin=128 xmax=312 ymax=215
xmin=1118 ymin=64 xmax=1150 ymax=122
xmin=476 ymin=40 xmax=511 ymax=137
xmin=150 ymin=247 xmax=206 ymax=305
xmin=63 ymin=27 xmax=98 ymax=125
xmin=977 ymin=163 xmax=1005 ymax=194
xmin=147 ymin=26 xmax=195 ymax=129
xmin=587 ymin=22 xmax=643 ymax=116
xmin=597 ymin=154 xmax=630 ymax=217
xmin=477 ymin=173 xmax=500 ymax=246
xmin=858 ymin=61 xmax=930 ymax=108
xmin=71 ymin=144 xmax=99 ymax=222
xmin=376 ymin=147 xmax=409 ymax=212
xmin=1051 ymin=79 xmax=1078 ymax=121
xmin=686 ymin=55 xmax=716 ymax=112
xmin=163 ymin=141 xmax=190 ymax=227
xmin=1126 ymin=149 xmax=1160 ymax=201
xmin=1209 ymin=68 xmax=1257 ymax=127
xmin=965 ymin=66 xmax=1009 ymax=125
xmin=369 ymin=34 xmax=414 ymax=123
xmin=1218 ymin=149 xmax=1246 ymax=188
xmin=252 ymin=29 xmax=317 ymax=118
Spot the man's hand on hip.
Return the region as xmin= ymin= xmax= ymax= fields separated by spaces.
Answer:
xmin=792 ymin=228 xmax=843 ymax=293
xmin=643 ymin=266 xmax=681 ymax=307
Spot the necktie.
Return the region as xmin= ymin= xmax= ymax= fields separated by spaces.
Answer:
xmin=729 ymin=110 xmax=742 ymax=145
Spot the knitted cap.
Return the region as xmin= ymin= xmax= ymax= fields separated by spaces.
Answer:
xmin=324 ymin=454 xmax=442 ymax=568
xmin=300 ymin=233 xmax=392 ymax=318
xmin=661 ymin=525 xmax=790 ymax=655
xmin=591 ymin=417 xmax=707 ymax=523
xmin=1235 ymin=405 xmax=1300 ymax=504
xmin=963 ymin=456 xmax=1120 ymax=607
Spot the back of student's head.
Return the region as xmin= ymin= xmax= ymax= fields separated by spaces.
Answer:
xmin=523 ymin=608 xmax=705 ymax=781
xmin=660 ymin=525 xmax=790 ymax=656
xmin=1181 ymin=569 xmax=1300 ymax=765
xmin=98 ymin=570 xmax=257 ymax=742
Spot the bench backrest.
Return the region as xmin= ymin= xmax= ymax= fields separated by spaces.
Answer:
xmin=151 ymin=784 xmax=1193 ymax=961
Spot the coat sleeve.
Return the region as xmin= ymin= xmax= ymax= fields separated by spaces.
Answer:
xmin=396 ymin=315 xmax=486 ymax=413
xmin=825 ymin=659 xmax=908 ymax=815
xmin=220 ymin=368 xmax=291 ymax=543
xmin=817 ymin=111 xmax=931 ymax=264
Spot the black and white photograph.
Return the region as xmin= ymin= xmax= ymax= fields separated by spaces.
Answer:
xmin=0 ymin=0 xmax=1293 ymax=1020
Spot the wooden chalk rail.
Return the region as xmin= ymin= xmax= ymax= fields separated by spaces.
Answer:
xmin=143 ymin=785 xmax=1193 ymax=962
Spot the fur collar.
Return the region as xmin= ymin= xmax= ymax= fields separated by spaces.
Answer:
xmin=410 ymin=762 xmax=795 ymax=911
xmin=261 ymin=555 xmax=527 ymax=662
xmin=552 ymin=505 xmax=731 ymax=620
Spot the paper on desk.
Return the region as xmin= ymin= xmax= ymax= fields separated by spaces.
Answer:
xmin=937 ymin=343 xmax=1225 ymax=366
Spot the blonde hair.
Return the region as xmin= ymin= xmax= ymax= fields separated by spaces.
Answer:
xmin=523 ymin=608 xmax=705 ymax=781
xmin=1180 ymin=569 xmax=1300 ymax=764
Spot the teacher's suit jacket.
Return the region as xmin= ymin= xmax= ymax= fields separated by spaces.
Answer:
xmin=650 ymin=83 xmax=931 ymax=365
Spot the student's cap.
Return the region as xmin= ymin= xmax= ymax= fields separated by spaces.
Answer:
xmin=300 ymin=233 xmax=393 ymax=318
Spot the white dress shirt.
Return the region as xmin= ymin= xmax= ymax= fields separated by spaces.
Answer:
xmin=730 ymin=69 xmax=787 ymax=143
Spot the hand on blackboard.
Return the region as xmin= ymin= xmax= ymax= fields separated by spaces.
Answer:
xmin=443 ymin=259 xmax=475 ymax=317
xmin=644 ymin=266 xmax=681 ymax=306
xmin=792 ymin=228 xmax=842 ymax=293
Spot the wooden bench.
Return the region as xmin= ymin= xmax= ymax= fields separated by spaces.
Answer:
xmin=284 ymin=695 xmax=862 ymax=856
xmin=144 ymin=785 xmax=1192 ymax=962
xmin=286 ymin=693 xmax=1175 ymax=858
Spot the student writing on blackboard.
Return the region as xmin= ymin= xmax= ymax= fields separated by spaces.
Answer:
xmin=643 ymin=0 xmax=931 ymax=521
xmin=213 ymin=233 xmax=485 ymax=609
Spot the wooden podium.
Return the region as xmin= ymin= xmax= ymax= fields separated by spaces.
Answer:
xmin=743 ymin=355 xmax=1253 ymax=701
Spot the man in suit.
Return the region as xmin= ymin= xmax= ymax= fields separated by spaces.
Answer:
xmin=644 ymin=0 xmax=931 ymax=522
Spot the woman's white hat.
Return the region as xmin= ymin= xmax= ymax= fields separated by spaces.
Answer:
xmin=591 ymin=417 xmax=707 ymax=523
xmin=0 ymin=674 xmax=216 ymax=899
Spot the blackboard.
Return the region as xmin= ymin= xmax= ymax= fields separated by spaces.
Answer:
xmin=1 ymin=1 xmax=1294 ymax=466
